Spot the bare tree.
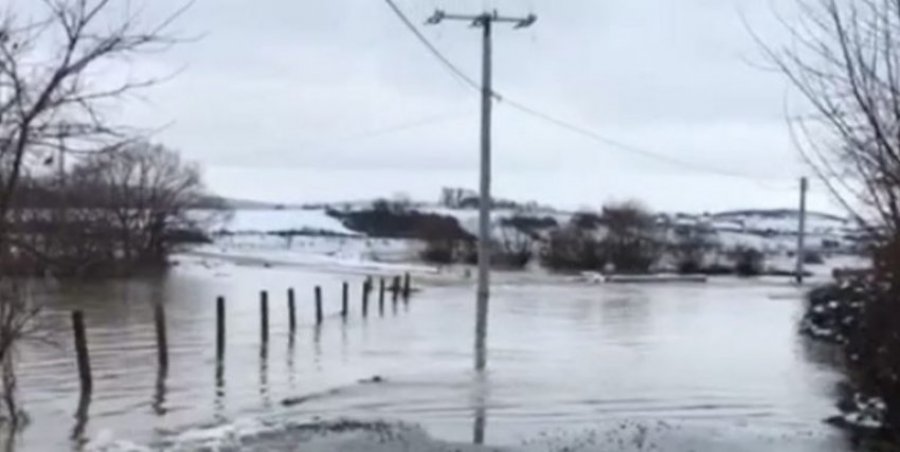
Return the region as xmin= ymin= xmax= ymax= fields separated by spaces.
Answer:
xmin=0 ymin=0 xmax=187 ymax=243
xmin=764 ymin=0 xmax=900 ymax=237
xmin=0 ymin=280 xmax=41 ymax=425
xmin=493 ymin=224 xmax=534 ymax=269
xmin=600 ymin=201 xmax=663 ymax=274
xmin=540 ymin=223 xmax=604 ymax=272
xmin=70 ymin=142 xmax=211 ymax=267
xmin=766 ymin=0 xmax=900 ymax=436
xmin=0 ymin=0 xmax=187 ymax=420
xmin=670 ymin=224 xmax=719 ymax=274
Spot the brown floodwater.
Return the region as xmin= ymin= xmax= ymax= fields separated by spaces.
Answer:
xmin=0 ymin=257 xmax=860 ymax=451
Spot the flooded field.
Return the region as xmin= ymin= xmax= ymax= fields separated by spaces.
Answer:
xmin=5 ymin=257 xmax=854 ymax=451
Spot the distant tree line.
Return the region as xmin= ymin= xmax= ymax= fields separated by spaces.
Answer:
xmin=336 ymin=199 xmax=789 ymax=276
xmin=5 ymin=142 xmax=225 ymax=277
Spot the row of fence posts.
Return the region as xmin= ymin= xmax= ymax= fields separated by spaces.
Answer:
xmin=69 ymin=272 xmax=413 ymax=400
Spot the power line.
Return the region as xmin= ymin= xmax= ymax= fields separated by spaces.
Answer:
xmin=382 ymin=0 xmax=801 ymax=184
xmin=383 ymin=0 xmax=482 ymax=92
xmin=497 ymin=98 xmax=780 ymax=181
xmin=332 ymin=110 xmax=468 ymax=144
xmin=291 ymin=110 xmax=468 ymax=157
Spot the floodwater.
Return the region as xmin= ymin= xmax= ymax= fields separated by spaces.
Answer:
xmin=5 ymin=257 xmax=854 ymax=451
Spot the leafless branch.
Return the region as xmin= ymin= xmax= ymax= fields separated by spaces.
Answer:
xmin=763 ymin=0 xmax=900 ymax=239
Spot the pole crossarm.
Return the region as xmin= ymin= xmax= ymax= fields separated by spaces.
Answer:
xmin=427 ymin=9 xmax=537 ymax=28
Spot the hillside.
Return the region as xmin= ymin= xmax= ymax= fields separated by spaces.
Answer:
xmin=212 ymin=202 xmax=859 ymax=255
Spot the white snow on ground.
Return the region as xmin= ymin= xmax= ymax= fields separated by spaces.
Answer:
xmin=188 ymin=235 xmax=440 ymax=277
xmin=713 ymin=211 xmax=849 ymax=233
xmin=208 ymin=206 xmax=862 ymax=274
xmin=217 ymin=206 xmax=855 ymax=251
xmin=424 ymin=206 xmax=573 ymax=236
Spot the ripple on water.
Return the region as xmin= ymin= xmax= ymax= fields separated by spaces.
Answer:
xmin=8 ymin=269 xmax=855 ymax=451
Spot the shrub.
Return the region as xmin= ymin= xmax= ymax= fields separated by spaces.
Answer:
xmin=803 ymin=250 xmax=825 ymax=265
xmin=458 ymin=237 xmax=533 ymax=270
xmin=599 ymin=201 xmax=663 ymax=274
xmin=800 ymin=236 xmax=900 ymax=439
xmin=494 ymin=225 xmax=534 ymax=270
xmin=540 ymin=226 xmax=604 ymax=271
xmin=670 ymin=225 xmax=718 ymax=274
xmin=731 ymin=247 xmax=764 ymax=277
xmin=847 ymin=237 xmax=900 ymax=437
xmin=420 ymin=240 xmax=458 ymax=265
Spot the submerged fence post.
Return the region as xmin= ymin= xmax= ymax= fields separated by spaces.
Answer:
xmin=403 ymin=272 xmax=411 ymax=300
xmin=260 ymin=291 xmax=269 ymax=343
xmin=315 ymin=286 xmax=323 ymax=325
xmin=379 ymin=278 xmax=385 ymax=313
xmin=216 ymin=296 xmax=225 ymax=363
xmin=71 ymin=311 xmax=92 ymax=394
xmin=362 ymin=280 xmax=370 ymax=317
xmin=392 ymin=275 xmax=401 ymax=303
xmin=288 ymin=288 xmax=296 ymax=333
xmin=153 ymin=301 xmax=169 ymax=371
xmin=342 ymin=282 xmax=349 ymax=319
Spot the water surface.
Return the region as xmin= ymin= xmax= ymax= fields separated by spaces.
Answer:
xmin=7 ymin=260 xmax=851 ymax=450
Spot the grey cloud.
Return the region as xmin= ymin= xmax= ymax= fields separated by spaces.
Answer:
xmin=113 ymin=0 xmax=831 ymax=212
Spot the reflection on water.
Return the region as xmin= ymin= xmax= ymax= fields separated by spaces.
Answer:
xmin=473 ymin=404 xmax=486 ymax=445
xmin=259 ymin=341 xmax=270 ymax=408
xmin=8 ymin=263 xmax=857 ymax=451
xmin=71 ymin=389 xmax=91 ymax=441
xmin=312 ymin=324 xmax=322 ymax=365
xmin=213 ymin=360 xmax=225 ymax=421
xmin=152 ymin=367 xmax=167 ymax=416
xmin=472 ymin=372 xmax=487 ymax=445
xmin=287 ymin=331 xmax=296 ymax=391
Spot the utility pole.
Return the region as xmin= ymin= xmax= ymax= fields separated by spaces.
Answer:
xmin=426 ymin=9 xmax=536 ymax=371
xmin=796 ymin=177 xmax=808 ymax=284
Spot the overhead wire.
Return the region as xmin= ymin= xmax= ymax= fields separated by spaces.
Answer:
xmin=383 ymin=0 xmax=482 ymax=92
xmin=382 ymin=0 xmax=803 ymax=186
xmin=497 ymin=97 xmax=782 ymax=181
xmin=295 ymin=110 xmax=469 ymax=153
xmin=332 ymin=110 xmax=468 ymax=143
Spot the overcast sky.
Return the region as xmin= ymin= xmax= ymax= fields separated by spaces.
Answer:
xmin=113 ymin=0 xmax=834 ymax=213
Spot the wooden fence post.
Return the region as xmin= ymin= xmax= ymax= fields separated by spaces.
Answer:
xmin=216 ymin=296 xmax=225 ymax=363
xmin=288 ymin=288 xmax=296 ymax=333
xmin=153 ymin=301 xmax=168 ymax=371
xmin=392 ymin=275 xmax=401 ymax=303
xmin=379 ymin=278 xmax=385 ymax=313
xmin=315 ymin=286 xmax=323 ymax=325
xmin=71 ymin=311 xmax=92 ymax=394
xmin=342 ymin=282 xmax=349 ymax=319
xmin=362 ymin=280 xmax=370 ymax=317
xmin=403 ymin=272 xmax=411 ymax=300
xmin=260 ymin=291 xmax=269 ymax=343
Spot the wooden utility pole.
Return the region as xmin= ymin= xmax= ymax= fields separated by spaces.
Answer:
xmin=426 ymin=9 xmax=536 ymax=372
xmin=796 ymin=177 xmax=808 ymax=284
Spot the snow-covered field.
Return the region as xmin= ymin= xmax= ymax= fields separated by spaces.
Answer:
xmin=194 ymin=235 xmax=430 ymax=277
xmin=214 ymin=205 xmax=860 ymax=258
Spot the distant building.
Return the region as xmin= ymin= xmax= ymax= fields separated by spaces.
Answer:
xmin=440 ymin=187 xmax=478 ymax=208
xmin=439 ymin=187 xmax=521 ymax=210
